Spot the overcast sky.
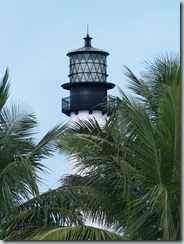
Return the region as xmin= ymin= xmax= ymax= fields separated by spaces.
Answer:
xmin=0 ymin=0 xmax=180 ymax=192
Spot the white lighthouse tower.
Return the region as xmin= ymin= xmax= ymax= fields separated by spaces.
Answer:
xmin=61 ymin=32 xmax=115 ymax=124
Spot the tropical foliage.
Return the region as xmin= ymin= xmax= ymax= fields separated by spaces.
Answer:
xmin=0 ymin=70 xmax=67 ymax=239
xmin=0 ymin=54 xmax=180 ymax=240
xmin=57 ymin=54 xmax=180 ymax=240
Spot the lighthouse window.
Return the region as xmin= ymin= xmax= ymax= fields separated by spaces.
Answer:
xmin=77 ymin=65 xmax=83 ymax=72
xmin=70 ymin=54 xmax=106 ymax=65
xmin=69 ymin=53 xmax=108 ymax=83
xmin=83 ymin=53 xmax=91 ymax=61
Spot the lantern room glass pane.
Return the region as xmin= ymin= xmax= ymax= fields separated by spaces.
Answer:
xmin=69 ymin=53 xmax=107 ymax=83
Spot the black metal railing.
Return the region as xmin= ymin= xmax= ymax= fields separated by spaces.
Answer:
xmin=62 ymin=95 xmax=116 ymax=116
xmin=62 ymin=96 xmax=70 ymax=110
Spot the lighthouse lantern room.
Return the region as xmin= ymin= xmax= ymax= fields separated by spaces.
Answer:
xmin=61 ymin=33 xmax=115 ymax=124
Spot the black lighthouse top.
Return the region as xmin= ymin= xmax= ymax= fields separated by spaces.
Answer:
xmin=67 ymin=33 xmax=109 ymax=55
xmin=62 ymin=33 xmax=114 ymax=90
xmin=61 ymin=33 xmax=115 ymax=116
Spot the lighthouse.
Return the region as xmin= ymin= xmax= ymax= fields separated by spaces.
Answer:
xmin=61 ymin=33 xmax=116 ymax=227
xmin=61 ymin=32 xmax=115 ymax=124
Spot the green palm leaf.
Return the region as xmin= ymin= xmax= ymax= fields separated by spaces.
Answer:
xmin=7 ymin=225 xmax=126 ymax=240
xmin=0 ymin=69 xmax=10 ymax=111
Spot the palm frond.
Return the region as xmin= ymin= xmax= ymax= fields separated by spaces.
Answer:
xmin=29 ymin=123 xmax=67 ymax=160
xmin=0 ymin=185 xmax=86 ymax=239
xmin=0 ymin=69 xmax=10 ymax=111
xmin=0 ymin=157 xmax=39 ymax=216
xmin=6 ymin=225 xmax=126 ymax=240
xmin=124 ymin=184 xmax=179 ymax=240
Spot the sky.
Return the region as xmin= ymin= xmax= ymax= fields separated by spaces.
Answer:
xmin=0 ymin=0 xmax=180 ymax=193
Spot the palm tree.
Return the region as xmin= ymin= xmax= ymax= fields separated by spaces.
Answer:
xmin=55 ymin=54 xmax=180 ymax=240
xmin=0 ymin=70 xmax=66 ymax=235
xmin=1 ymin=53 xmax=180 ymax=240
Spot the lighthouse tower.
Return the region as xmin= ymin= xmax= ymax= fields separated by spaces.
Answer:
xmin=61 ymin=32 xmax=115 ymax=124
